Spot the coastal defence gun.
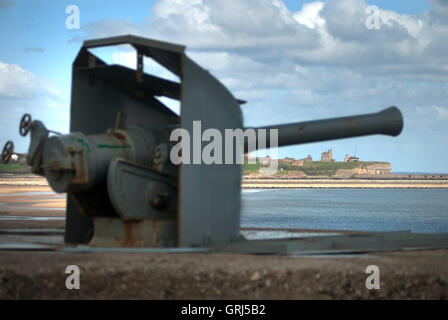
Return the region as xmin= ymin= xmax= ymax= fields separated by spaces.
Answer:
xmin=2 ymin=35 xmax=404 ymax=250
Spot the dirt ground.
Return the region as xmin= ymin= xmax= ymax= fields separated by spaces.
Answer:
xmin=0 ymin=249 xmax=447 ymax=299
xmin=0 ymin=175 xmax=447 ymax=300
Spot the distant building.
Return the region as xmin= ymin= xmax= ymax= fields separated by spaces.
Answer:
xmin=295 ymin=155 xmax=312 ymax=166
xmin=321 ymin=149 xmax=333 ymax=162
xmin=278 ymin=157 xmax=294 ymax=166
xmin=278 ymin=154 xmax=313 ymax=168
xmin=344 ymin=154 xmax=360 ymax=162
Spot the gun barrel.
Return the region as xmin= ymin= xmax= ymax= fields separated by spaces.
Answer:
xmin=245 ymin=106 xmax=403 ymax=152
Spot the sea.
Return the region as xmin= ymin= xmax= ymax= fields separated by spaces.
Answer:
xmin=241 ymin=189 xmax=448 ymax=233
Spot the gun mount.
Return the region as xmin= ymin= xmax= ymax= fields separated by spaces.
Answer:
xmin=2 ymin=35 xmax=403 ymax=249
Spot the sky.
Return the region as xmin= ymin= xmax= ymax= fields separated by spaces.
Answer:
xmin=0 ymin=0 xmax=447 ymax=173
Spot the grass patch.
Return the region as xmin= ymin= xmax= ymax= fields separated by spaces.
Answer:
xmin=279 ymin=161 xmax=385 ymax=176
xmin=242 ymin=159 xmax=261 ymax=175
xmin=0 ymin=163 xmax=29 ymax=172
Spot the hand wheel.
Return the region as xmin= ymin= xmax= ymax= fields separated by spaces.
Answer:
xmin=19 ymin=113 xmax=32 ymax=137
xmin=1 ymin=141 xmax=14 ymax=164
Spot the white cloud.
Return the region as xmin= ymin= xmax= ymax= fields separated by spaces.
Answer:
xmin=109 ymin=50 xmax=179 ymax=82
xmin=0 ymin=61 xmax=38 ymax=99
xmin=24 ymin=47 xmax=44 ymax=53
xmin=0 ymin=60 xmax=69 ymax=152
xmin=72 ymin=0 xmax=448 ymax=83
xmin=293 ymin=1 xmax=325 ymax=29
xmin=111 ymin=50 xmax=136 ymax=69
xmin=433 ymin=105 xmax=448 ymax=121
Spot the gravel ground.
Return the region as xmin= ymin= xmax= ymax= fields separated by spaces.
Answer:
xmin=0 ymin=249 xmax=447 ymax=299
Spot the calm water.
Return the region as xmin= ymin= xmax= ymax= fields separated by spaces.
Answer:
xmin=241 ymin=189 xmax=448 ymax=233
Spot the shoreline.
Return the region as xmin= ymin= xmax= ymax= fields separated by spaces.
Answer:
xmin=1 ymin=175 xmax=448 ymax=189
xmin=242 ymin=178 xmax=448 ymax=189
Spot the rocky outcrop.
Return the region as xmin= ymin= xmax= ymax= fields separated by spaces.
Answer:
xmin=355 ymin=163 xmax=392 ymax=176
xmin=334 ymin=169 xmax=355 ymax=178
xmin=335 ymin=163 xmax=392 ymax=178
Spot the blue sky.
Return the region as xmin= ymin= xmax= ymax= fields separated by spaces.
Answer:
xmin=0 ymin=0 xmax=447 ymax=173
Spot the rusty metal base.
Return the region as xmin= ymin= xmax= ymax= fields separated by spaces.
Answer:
xmin=86 ymin=221 xmax=448 ymax=255
xmin=89 ymin=218 xmax=177 ymax=247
